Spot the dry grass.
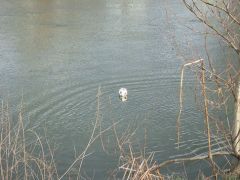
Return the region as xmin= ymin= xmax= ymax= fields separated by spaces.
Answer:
xmin=0 ymin=65 xmax=238 ymax=179
xmin=0 ymin=100 xmax=58 ymax=180
xmin=118 ymin=147 xmax=162 ymax=180
xmin=112 ymin=129 xmax=163 ymax=180
xmin=0 ymin=87 xmax=119 ymax=180
xmin=113 ymin=56 xmax=239 ymax=179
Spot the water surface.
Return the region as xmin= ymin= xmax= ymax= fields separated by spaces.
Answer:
xmin=0 ymin=0 xmax=233 ymax=178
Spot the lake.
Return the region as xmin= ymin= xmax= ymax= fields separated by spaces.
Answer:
xmin=0 ymin=0 xmax=234 ymax=178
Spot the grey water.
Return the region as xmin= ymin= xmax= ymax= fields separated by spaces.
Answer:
xmin=0 ymin=0 xmax=234 ymax=178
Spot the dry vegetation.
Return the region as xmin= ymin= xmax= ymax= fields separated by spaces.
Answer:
xmin=114 ymin=0 xmax=240 ymax=179
xmin=113 ymin=59 xmax=238 ymax=179
xmin=0 ymin=88 xmax=119 ymax=180
xmin=1 ymin=0 xmax=240 ymax=179
xmin=0 ymin=100 xmax=58 ymax=179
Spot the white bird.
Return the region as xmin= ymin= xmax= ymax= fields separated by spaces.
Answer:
xmin=119 ymin=88 xmax=127 ymax=97
xmin=119 ymin=88 xmax=128 ymax=101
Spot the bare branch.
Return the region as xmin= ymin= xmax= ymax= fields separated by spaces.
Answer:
xmin=182 ymin=0 xmax=240 ymax=56
xmin=150 ymin=151 xmax=233 ymax=172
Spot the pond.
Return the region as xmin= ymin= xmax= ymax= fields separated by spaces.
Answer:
xmin=0 ymin=0 xmax=234 ymax=178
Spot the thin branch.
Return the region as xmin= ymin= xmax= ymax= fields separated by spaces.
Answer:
xmin=182 ymin=0 xmax=240 ymax=56
xmin=177 ymin=59 xmax=203 ymax=147
xmin=150 ymin=151 xmax=233 ymax=172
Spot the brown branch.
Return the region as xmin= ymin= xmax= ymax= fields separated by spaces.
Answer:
xmin=201 ymin=61 xmax=216 ymax=176
xmin=177 ymin=59 xmax=203 ymax=147
xmin=200 ymin=0 xmax=240 ymax=26
xmin=150 ymin=151 xmax=233 ymax=172
xmin=182 ymin=0 xmax=240 ymax=56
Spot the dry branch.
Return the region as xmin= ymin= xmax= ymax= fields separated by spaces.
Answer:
xmin=149 ymin=151 xmax=232 ymax=172
xmin=182 ymin=0 xmax=240 ymax=56
xmin=177 ymin=59 xmax=203 ymax=146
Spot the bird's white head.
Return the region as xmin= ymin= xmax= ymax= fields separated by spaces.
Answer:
xmin=119 ymin=88 xmax=127 ymax=97
xmin=119 ymin=88 xmax=128 ymax=101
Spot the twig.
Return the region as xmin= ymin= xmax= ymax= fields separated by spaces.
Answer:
xmin=149 ymin=151 xmax=232 ymax=172
xmin=177 ymin=59 xmax=203 ymax=147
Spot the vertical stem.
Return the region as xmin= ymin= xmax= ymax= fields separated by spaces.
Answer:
xmin=177 ymin=59 xmax=203 ymax=147
xmin=201 ymin=61 xmax=215 ymax=177
xmin=0 ymin=101 xmax=4 ymax=180
xmin=233 ymin=81 xmax=240 ymax=156
xmin=177 ymin=65 xmax=185 ymax=148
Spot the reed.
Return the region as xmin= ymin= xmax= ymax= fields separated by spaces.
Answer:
xmin=114 ymin=54 xmax=239 ymax=179
xmin=0 ymin=88 xmax=121 ymax=180
xmin=0 ymin=100 xmax=58 ymax=180
xmin=112 ymin=125 xmax=164 ymax=180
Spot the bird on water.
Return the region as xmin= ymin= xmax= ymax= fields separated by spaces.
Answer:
xmin=119 ymin=88 xmax=128 ymax=102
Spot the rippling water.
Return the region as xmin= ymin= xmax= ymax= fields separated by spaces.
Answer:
xmin=0 ymin=0 xmax=234 ymax=178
